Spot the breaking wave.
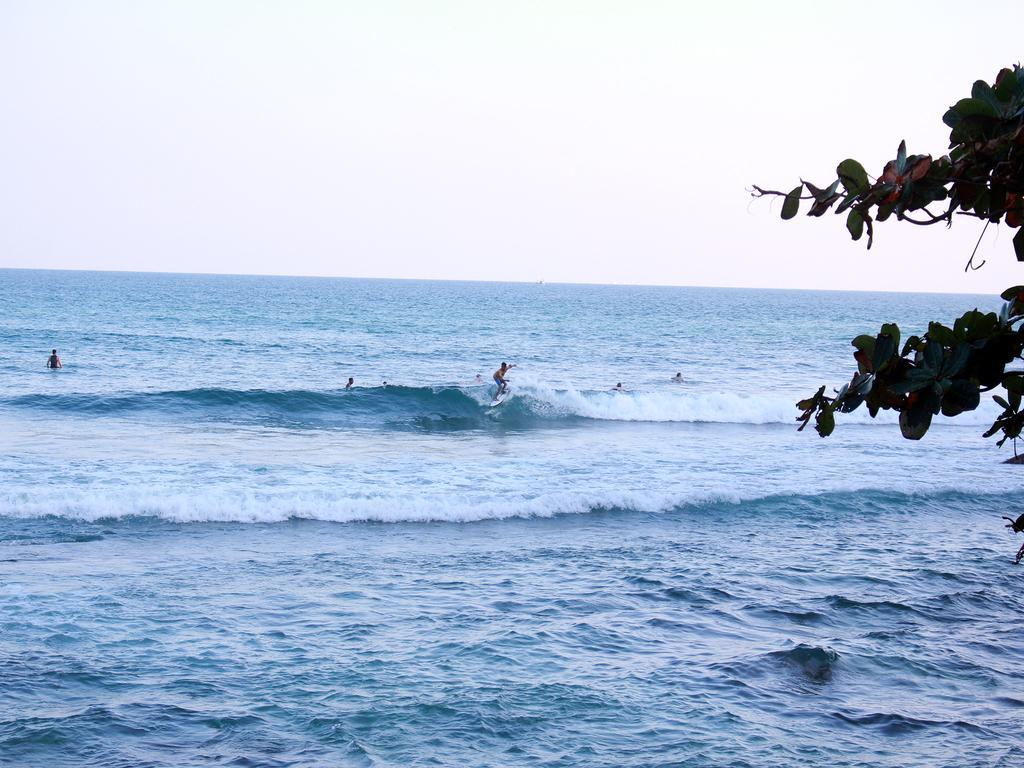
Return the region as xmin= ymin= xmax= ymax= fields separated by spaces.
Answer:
xmin=0 ymin=486 xmax=1007 ymax=525
xmin=0 ymin=384 xmax=1000 ymax=429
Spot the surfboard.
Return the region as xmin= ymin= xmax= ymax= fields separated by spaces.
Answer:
xmin=489 ymin=388 xmax=511 ymax=407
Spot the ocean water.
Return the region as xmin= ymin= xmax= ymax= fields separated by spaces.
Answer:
xmin=1 ymin=268 xmax=1023 ymax=767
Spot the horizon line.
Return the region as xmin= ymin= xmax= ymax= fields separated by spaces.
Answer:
xmin=0 ymin=265 xmax=1002 ymax=298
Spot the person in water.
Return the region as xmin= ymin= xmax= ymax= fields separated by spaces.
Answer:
xmin=46 ymin=349 xmax=62 ymax=369
xmin=611 ymin=382 xmax=627 ymax=392
xmin=493 ymin=362 xmax=515 ymax=395
xmin=345 ymin=377 xmax=354 ymax=389
xmin=672 ymin=372 xmax=683 ymax=383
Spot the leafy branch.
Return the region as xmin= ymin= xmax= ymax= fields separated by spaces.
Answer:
xmin=755 ymin=65 xmax=1024 ymax=448
xmin=796 ymin=287 xmax=1024 ymax=444
xmin=752 ymin=66 xmax=1024 ymax=265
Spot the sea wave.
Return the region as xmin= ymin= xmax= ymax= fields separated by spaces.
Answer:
xmin=0 ymin=486 xmax=1007 ymax=525
xmin=0 ymin=384 xmax=1002 ymax=428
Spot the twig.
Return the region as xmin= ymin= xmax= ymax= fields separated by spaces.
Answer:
xmin=964 ymin=220 xmax=991 ymax=271
xmin=749 ymin=185 xmax=817 ymax=201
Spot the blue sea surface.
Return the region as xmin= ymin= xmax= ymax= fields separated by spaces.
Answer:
xmin=1 ymin=269 xmax=1023 ymax=766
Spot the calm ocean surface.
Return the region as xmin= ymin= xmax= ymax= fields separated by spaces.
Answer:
xmin=1 ymin=268 xmax=1023 ymax=767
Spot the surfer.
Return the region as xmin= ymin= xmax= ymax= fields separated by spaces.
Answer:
xmin=46 ymin=349 xmax=62 ymax=369
xmin=345 ymin=377 xmax=354 ymax=389
xmin=493 ymin=362 xmax=515 ymax=396
xmin=672 ymin=372 xmax=683 ymax=383
xmin=475 ymin=374 xmax=484 ymax=384
xmin=611 ymin=382 xmax=628 ymax=392
xmin=1003 ymin=513 xmax=1024 ymax=564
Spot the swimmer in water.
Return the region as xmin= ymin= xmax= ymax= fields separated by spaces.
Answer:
xmin=493 ymin=362 xmax=515 ymax=396
xmin=345 ymin=377 xmax=354 ymax=389
xmin=475 ymin=374 xmax=483 ymax=384
xmin=611 ymin=382 xmax=628 ymax=392
xmin=672 ymin=372 xmax=683 ymax=383
xmin=46 ymin=349 xmax=62 ymax=369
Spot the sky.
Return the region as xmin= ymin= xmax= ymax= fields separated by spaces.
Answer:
xmin=1 ymin=0 xmax=1023 ymax=293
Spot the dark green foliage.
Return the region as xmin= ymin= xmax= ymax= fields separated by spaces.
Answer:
xmin=756 ymin=66 xmax=1024 ymax=251
xmin=796 ymin=296 xmax=1024 ymax=443
xmin=759 ymin=66 xmax=1024 ymax=450
xmin=781 ymin=186 xmax=802 ymax=220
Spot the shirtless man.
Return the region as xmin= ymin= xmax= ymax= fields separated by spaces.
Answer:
xmin=493 ymin=362 xmax=515 ymax=396
xmin=345 ymin=377 xmax=354 ymax=389
xmin=46 ymin=349 xmax=62 ymax=369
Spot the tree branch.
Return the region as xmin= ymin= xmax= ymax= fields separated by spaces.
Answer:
xmin=965 ymin=220 xmax=990 ymax=272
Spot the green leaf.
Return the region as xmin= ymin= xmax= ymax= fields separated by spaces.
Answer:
xmin=983 ymin=419 xmax=1004 ymax=438
xmin=923 ymin=340 xmax=944 ymax=371
xmin=971 ymin=80 xmax=1003 ymax=114
xmin=901 ymin=335 xmax=923 ymax=356
xmin=899 ymin=388 xmax=939 ymax=440
xmin=926 ymin=322 xmax=956 ymax=346
xmin=949 ymin=113 xmax=994 ymax=145
xmin=941 ymin=379 xmax=980 ymax=417
xmin=852 ymin=335 xmax=875 ymax=372
xmin=896 ymin=140 xmax=907 ymax=174
xmin=835 ymin=195 xmax=858 ymax=215
xmin=816 ymin=406 xmax=835 ymax=438
xmin=942 ymin=343 xmax=970 ymax=378
xmin=973 ymin=188 xmax=991 ymax=219
xmin=988 ymin=184 xmax=1007 ymax=223
xmin=872 ymin=328 xmax=897 ymax=372
xmin=796 ymin=385 xmax=825 ymax=413
xmin=951 ymin=97 xmax=998 ymax=119
xmin=899 ymin=404 xmax=933 ymax=440
xmin=889 ymin=367 xmax=937 ymax=395
xmin=837 ymin=159 xmax=869 ymax=196
xmin=851 ymin=372 xmax=874 ymax=396
xmin=942 ymin=105 xmax=962 ymax=129
xmin=995 ymin=69 xmax=1018 ymax=101
xmin=953 ymin=309 xmax=998 ymax=342
xmin=806 ymin=179 xmax=842 ymax=217
xmin=781 ymin=185 xmax=802 ymax=220
xmin=838 ymin=393 xmax=865 ymax=413
xmin=880 ymin=323 xmax=901 ymax=356
xmin=846 ymin=209 xmax=864 ymax=241
xmin=1004 ymin=373 xmax=1024 ymax=395
xmin=955 ymin=180 xmax=981 ymax=211
xmin=803 ymin=179 xmax=836 ymax=201
xmin=851 ymin=335 xmax=875 ymax=352
xmin=999 ymin=285 xmax=1024 ymax=301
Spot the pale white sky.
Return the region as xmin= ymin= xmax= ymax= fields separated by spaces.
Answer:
xmin=1 ymin=1 xmax=1022 ymax=292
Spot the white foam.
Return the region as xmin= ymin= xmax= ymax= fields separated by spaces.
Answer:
xmin=2 ymin=475 xmax=1017 ymax=525
xmin=507 ymin=376 xmax=1003 ymax=427
xmin=0 ymin=486 xmax=723 ymax=524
